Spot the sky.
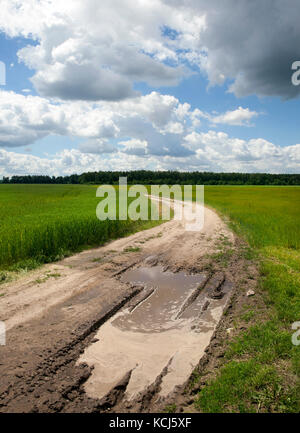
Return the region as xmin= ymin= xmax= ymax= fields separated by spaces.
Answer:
xmin=0 ymin=0 xmax=300 ymax=177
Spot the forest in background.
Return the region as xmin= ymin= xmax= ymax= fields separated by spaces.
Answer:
xmin=1 ymin=171 xmax=300 ymax=185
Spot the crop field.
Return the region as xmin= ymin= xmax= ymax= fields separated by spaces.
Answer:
xmin=204 ymin=186 xmax=300 ymax=250
xmin=204 ymin=186 xmax=300 ymax=323
xmin=0 ymin=184 xmax=160 ymax=272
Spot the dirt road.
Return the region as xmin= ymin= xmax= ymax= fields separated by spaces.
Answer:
xmin=0 ymin=199 xmax=242 ymax=413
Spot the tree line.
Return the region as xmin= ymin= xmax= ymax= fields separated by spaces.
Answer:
xmin=1 ymin=171 xmax=300 ymax=185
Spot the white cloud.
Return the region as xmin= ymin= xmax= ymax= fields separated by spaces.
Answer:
xmin=1 ymin=0 xmax=299 ymax=100
xmin=183 ymin=130 xmax=300 ymax=172
xmin=119 ymin=139 xmax=148 ymax=156
xmin=1 ymin=0 xmax=190 ymax=101
xmin=1 ymin=132 xmax=299 ymax=177
xmin=168 ymin=0 xmax=300 ymax=99
xmin=78 ymin=139 xmax=118 ymax=154
xmin=0 ymin=1 xmax=298 ymax=175
xmin=0 ymin=148 xmax=157 ymax=176
xmin=0 ymin=89 xmax=298 ymax=174
xmin=0 ymin=91 xmax=67 ymax=147
xmin=210 ymin=107 xmax=259 ymax=126
xmin=0 ymin=90 xmax=196 ymax=157
xmin=186 ymin=107 xmax=260 ymax=127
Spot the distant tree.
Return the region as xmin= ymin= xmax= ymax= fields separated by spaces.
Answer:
xmin=3 ymin=172 xmax=300 ymax=185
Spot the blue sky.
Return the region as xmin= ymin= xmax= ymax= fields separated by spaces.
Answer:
xmin=0 ymin=0 xmax=299 ymax=176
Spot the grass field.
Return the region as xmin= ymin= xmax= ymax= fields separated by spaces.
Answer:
xmin=0 ymin=184 xmax=160 ymax=273
xmin=194 ymin=186 xmax=300 ymax=413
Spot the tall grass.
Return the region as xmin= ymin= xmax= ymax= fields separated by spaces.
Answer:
xmin=0 ymin=184 xmax=160 ymax=270
xmin=204 ymin=186 xmax=300 ymax=250
xmin=204 ymin=186 xmax=300 ymax=323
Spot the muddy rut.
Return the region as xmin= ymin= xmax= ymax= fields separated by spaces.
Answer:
xmin=0 ymin=200 xmax=237 ymax=413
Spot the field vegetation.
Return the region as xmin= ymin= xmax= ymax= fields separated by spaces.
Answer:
xmin=194 ymin=186 xmax=300 ymax=413
xmin=0 ymin=184 xmax=160 ymax=274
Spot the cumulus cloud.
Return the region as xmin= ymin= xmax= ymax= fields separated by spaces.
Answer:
xmin=78 ymin=139 xmax=118 ymax=154
xmin=0 ymin=91 xmax=67 ymax=147
xmin=119 ymin=139 xmax=148 ymax=156
xmin=1 ymin=0 xmax=299 ymax=100
xmin=0 ymin=148 xmax=158 ymax=177
xmin=1 ymin=0 xmax=189 ymax=101
xmin=31 ymin=63 xmax=138 ymax=101
xmin=167 ymin=0 xmax=300 ymax=99
xmin=0 ymin=90 xmax=198 ymax=157
xmin=0 ymin=86 xmax=286 ymax=177
xmin=183 ymin=130 xmax=300 ymax=172
xmin=0 ymin=1 xmax=299 ymax=176
xmin=210 ymin=107 xmax=259 ymax=127
xmin=1 ymin=133 xmax=299 ymax=177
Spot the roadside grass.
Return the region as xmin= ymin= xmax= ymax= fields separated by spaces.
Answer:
xmin=123 ymin=246 xmax=141 ymax=253
xmin=0 ymin=184 xmax=164 ymax=273
xmin=195 ymin=360 xmax=298 ymax=413
xmin=163 ymin=404 xmax=177 ymax=413
xmin=208 ymin=248 xmax=235 ymax=267
xmin=34 ymin=271 xmax=62 ymax=285
xmin=240 ymin=309 xmax=255 ymax=323
xmin=194 ymin=186 xmax=300 ymax=413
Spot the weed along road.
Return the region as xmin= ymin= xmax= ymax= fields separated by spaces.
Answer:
xmin=0 ymin=198 xmax=245 ymax=413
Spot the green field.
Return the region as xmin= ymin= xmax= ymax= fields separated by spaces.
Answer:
xmin=0 ymin=184 xmax=160 ymax=272
xmin=195 ymin=186 xmax=300 ymax=413
xmin=204 ymin=186 xmax=300 ymax=323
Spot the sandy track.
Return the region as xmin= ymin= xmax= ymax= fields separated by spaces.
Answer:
xmin=0 ymin=203 xmax=232 ymax=331
xmin=0 ymin=200 xmax=235 ymax=413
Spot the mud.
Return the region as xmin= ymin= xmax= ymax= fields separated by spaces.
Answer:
xmin=0 ymin=198 xmax=256 ymax=413
xmin=77 ymin=264 xmax=232 ymax=403
xmin=120 ymin=266 xmax=208 ymax=332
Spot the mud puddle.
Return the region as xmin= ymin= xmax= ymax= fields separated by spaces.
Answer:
xmin=77 ymin=266 xmax=233 ymax=403
xmin=117 ymin=266 xmax=207 ymax=332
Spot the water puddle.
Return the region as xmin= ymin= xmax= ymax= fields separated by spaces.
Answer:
xmin=116 ymin=266 xmax=207 ymax=333
xmin=77 ymin=266 xmax=233 ymax=402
